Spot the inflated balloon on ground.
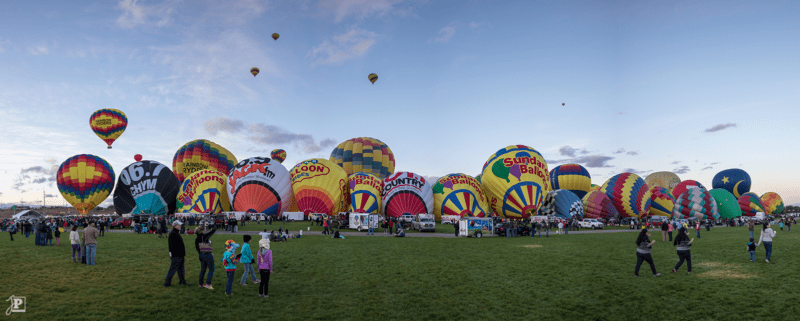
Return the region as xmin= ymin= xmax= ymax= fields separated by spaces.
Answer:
xmin=172 ymin=139 xmax=237 ymax=183
xmin=290 ymin=158 xmax=349 ymax=216
xmin=671 ymin=180 xmax=705 ymax=202
xmin=601 ymin=173 xmax=651 ymax=219
xmin=57 ymin=154 xmax=115 ymax=215
xmin=760 ymin=192 xmax=784 ymax=215
xmin=90 ymin=109 xmax=127 ymax=149
xmin=349 ymin=172 xmax=384 ymax=214
xmin=709 ymin=188 xmax=741 ymax=219
xmin=432 ymin=173 xmax=488 ymax=219
xmin=227 ymin=157 xmax=292 ymax=216
xmin=712 ymin=168 xmax=751 ymax=198
xmin=179 ymin=169 xmax=231 ymax=214
xmin=549 ymin=164 xmax=591 ymax=198
xmin=539 ymin=189 xmax=584 ymax=220
xmin=113 ymin=160 xmax=179 ymax=216
xmin=382 ymin=172 xmax=434 ymax=217
xmin=330 ymin=137 xmax=395 ymax=180
xmin=480 ymin=145 xmax=550 ymax=219
xmin=644 ymin=171 xmax=680 ymax=192
xmin=673 ymin=186 xmax=718 ymax=220
xmin=737 ymin=192 xmax=766 ymax=217
xmin=582 ymin=190 xmax=619 ymax=220
xmin=648 ymin=186 xmax=675 ymax=218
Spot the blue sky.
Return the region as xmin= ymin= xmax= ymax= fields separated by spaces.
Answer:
xmin=1 ymin=0 xmax=799 ymax=208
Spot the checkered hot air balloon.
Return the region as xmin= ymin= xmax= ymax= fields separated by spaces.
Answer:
xmin=648 ymin=186 xmax=675 ymax=218
xmin=57 ymin=154 xmax=115 ymax=215
xmin=539 ymin=189 xmax=584 ymax=220
xmin=671 ymin=180 xmax=705 ymax=203
xmin=673 ymin=186 xmax=719 ymax=220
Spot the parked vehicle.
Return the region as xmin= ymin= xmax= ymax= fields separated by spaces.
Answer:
xmin=458 ymin=217 xmax=493 ymax=237
xmin=494 ymin=222 xmax=511 ymax=236
xmin=109 ymin=218 xmax=131 ymax=229
xmin=580 ymin=219 xmax=604 ymax=229
xmin=349 ymin=213 xmax=380 ymax=232
xmin=412 ymin=214 xmax=436 ymax=232
xmin=440 ymin=215 xmax=460 ymax=225
xmin=282 ymin=212 xmax=305 ymax=222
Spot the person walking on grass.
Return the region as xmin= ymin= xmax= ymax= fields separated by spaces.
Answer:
xmin=672 ymin=227 xmax=694 ymax=273
xmin=748 ymin=220 xmax=755 ymax=239
xmin=83 ymin=222 xmax=99 ymax=265
xmin=222 ymin=240 xmax=241 ymax=296
xmin=195 ymin=223 xmax=217 ymax=290
xmin=757 ymin=223 xmax=777 ymax=263
xmin=240 ymin=235 xmax=260 ymax=286
xmin=69 ymin=226 xmax=81 ymax=262
xmin=747 ymin=237 xmax=758 ymax=262
xmin=634 ymin=228 xmax=661 ymax=277
xmin=256 ymin=239 xmax=273 ymax=298
xmin=164 ymin=221 xmax=190 ymax=287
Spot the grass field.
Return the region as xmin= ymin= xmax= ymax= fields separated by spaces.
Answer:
xmin=2 ymin=226 xmax=799 ymax=320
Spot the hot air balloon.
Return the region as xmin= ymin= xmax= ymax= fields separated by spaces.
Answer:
xmin=712 ymin=168 xmax=751 ymax=198
xmin=761 ymin=192 xmax=785 ymax=215
xmin=673 ymin=186 xmax=718 ymax=220
xmin=589 ymin=184 xmax=601 ymax=192
xmin=57 ymin=154 xmax=115 ymax=215
xmin=270 ymin=149 xmax=287 ymax=163
xmin=738 ymin=192 xmax=766 ymax=217
xmin=368 ymin=73 xmax=378 ymax=84
xmin=272 ymin=33 xmax=279 ymax=41
xmin=134 ymin=154 xmax=143 ymax=162
xmin=348 ymin=172 xmax=384 ymax=214
xmin=539 ymin=189 xmax=584 ymax=220
xmin=250 ymin=67 xmax=260 ymax=77
xmin=600 ymin=173 xmax=651 ymax=219
xmin=89 ymin=109 xmax=127 ymax=149
xmin=228 ymin=157 xmax=292 ymax=216
xmin=432 ymin=173 xmax=488 ymax=220
xmin=644 ymin=171 xmax=681 ymax=192
xmin=330 ymin=137 xmax=395 ymax=180
xmin=562 ymin=103 xmax=565 ymax=106
xmin=582 ymin=190 xmax=618 ymax=220
xmin=382 ymin=172 xmax=434 ymax=218
xmin=671 ymin=180 xmax=705 ymax=202
xmin=709 ymin=188 xmax=741 ymax=219
xmin=172 ymin=139 xmax=238 ymax=183
xmin=113 ymin=160 xmax=180 ymax=216
xmin=480 ymin=145 xmax=550 ymax=219
xmin=290 ymin=159 xmax=348 ymax=216
xmin=649 ymin=186 xmax=675 ymax=218
xmin=179 ymin=169 xmax=231 ymax=214
xmin=549 ymin=164 xmax=591 ymax=198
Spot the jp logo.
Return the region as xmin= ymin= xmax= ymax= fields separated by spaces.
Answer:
xmin=6 ymin=295 xmax=25 ymax=314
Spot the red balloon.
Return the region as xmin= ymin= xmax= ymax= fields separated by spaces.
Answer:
xmin=134 ymin=154 xmax=143 ymax=162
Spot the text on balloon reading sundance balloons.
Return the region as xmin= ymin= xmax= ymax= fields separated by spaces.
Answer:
xmin=184 ymin=173 xmax=225 ymax=201
xmin=503 ymin=157 xmax=548 ymax=182
xmin=352 ymin=177 xmax=383 ymax=191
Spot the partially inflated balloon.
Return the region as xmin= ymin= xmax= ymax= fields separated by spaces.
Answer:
xmin=113 ymin=160 xmax=179 ymax=216
xmin=179 ymin=169 xmax=231 ymax=214
xmin=648 ymin=186 xmax=675 ymax=218
xmin=271 ymin=33 xmax=279 ymax=41
xmin=582 ymin=190 xmax=618 ymax=220
xmin=709 ymin=188 xmax=741 ymax=219
xmin=382 ymin=172 xmax=434 ymax=217
xmin=645 ymin=171 xmax=681 ymax=192
xmin=290 ymin=159 xmax=348 ymax=216
xmin=89 ymin=109 xmax=127 ymax=149
xmin=671 ymin=180 xmax=705 ymax=202
xmin=737 ymin=192 xmax=765 ymax=217
xmin=712 ymin=169 xmax=751 ymax=198
xmin=349 ymin=172 xmax=384 ymax=214
xmin=673 ymin=186 xmax=718 ymax=220
xmin=590 ymin=184 xmax=601 ymax=192
xmin=761 ymin=192 xmax=784 ymax=215
xmin=481 ymin=145 xmax=550 ymax=219
xmin=539 ymin=189 xmax=584 ymax=220
xmin=432 ymin=173 xmax=488 ymax=220
xmin=250 ymin=67 xmax=259 ymax=77
xmin=172 ymin=139 xmax=237 ymax=183
xmin=330 ymin=137 xmax=395 ymax=180
xmin=600 ymin=173 xmax=651 ymax=219
xmin=57 ymin=154 xmax=115 ymax=215
xmin=368 ymin=73 xmax=378 ymax=84
xmin=270 ymin=149 xmax=287 ymax=163
xmin=134 ymin=154 xmax=143 ymax=162
xmin=228 ymin=157 xmax=292 ymax=216
xmin=549 ymin=164 xmax=591 ymax=198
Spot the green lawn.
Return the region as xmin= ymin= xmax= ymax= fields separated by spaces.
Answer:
xmin=2 ymin=226 xmax=798 ymax=320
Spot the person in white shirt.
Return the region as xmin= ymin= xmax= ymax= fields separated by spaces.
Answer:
xmin=757 ymin=222 xmax=777 ymax=263
xmin=259 ymin=229 xmax=270 ymax=240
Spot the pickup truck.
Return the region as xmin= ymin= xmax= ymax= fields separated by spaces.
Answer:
xmin=580 ymin=219 xmax=604 ymax=229
xmin=412 ymin=214 xmax=436 ymax=232
xmin=109 ymin=218 xmax=131 ymax=229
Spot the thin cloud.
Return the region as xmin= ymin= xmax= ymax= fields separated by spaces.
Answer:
xmin=623 ymin=168 xmax=651 ymax=175
xmin=551 ymin=155 xmax=614 ymax=168
xmin=626 ymin=151 xmax=638 ymax=156
xmin=671 ymin=161 xmax=680 ymax=165
xmin=705 ymin=123 xmax=736 ymax=133
xmin=204 ymin=117 xmax=244 ymax=135
xmin=701 ymin=166 xmax=713 ymax=171
xmin=673 ymin=166 xmax=690 ymax=174
xmin=709 ymin=162 xmax=719 ymax=165
xmin=28 ymin=45 xmax=48 ymax=56
xmin=308 ymin=27 xmax=378 ymax=65
xmin=613 ymin=148 xmax=625 ymax=154
xmin=430 ymin=22 xmax=458 ymax=43
xmin=116 ymin=0 xmax=176 ymax=29
xmin=558 ymin=145 xmax=588 ymax=158
xmin=13 ymin=159 xmax=59 ymax=192
xmin=317 ymin=0 xmax=413 ymax=23
xmin=205 ymin=117 xmax=337 ymax=154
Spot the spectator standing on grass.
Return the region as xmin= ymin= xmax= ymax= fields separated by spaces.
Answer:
xmin=83 ymin=222 xmax=99 ymax=265
xmin=195 ymin=224 xmax=217 ymax=290
xmin=695 ymin=221 xmax=701 ymax=238
xmin=661 ymin=221 xmax=668 ymax=242
xmin=748 ymin=220 xmax=755 ymax=239
xmin=54 ymin=225 xmax=61 ymax=246
xmin=240 ymin=235 xmax=260 ymax=286
xmin=747 ymin=237 xmax=758 ymax=262
xmin=164 ymin=221 xmax=190 ymax=287
xmin=257 ymin=239 xmax=273 ymax=298
xmin=634 ymin=228 xmax=661 ymax=277
xmin=532 ymin=221 xmax=537 ymax=238
xmin=46 ymin=224 xmax=53 ymax=246
xmin=756 ymin=223 xmax=777 ymax=263
xmin=99 ymin=219 xmax=105 ymax=237
xmin=787 ymin=220 xmax=791 ymax=232
xmin=70 ymin=226 xmax=80 ymax=262
xmin=672 ymin=227 xmax=693 ymax=273
xmin=222 ymin=240 xmax=241 ymax=295
xmin=557 ymin=221 xmax=563 ymax=235
xmin=544 ymin=220 xmax=550 ymax=237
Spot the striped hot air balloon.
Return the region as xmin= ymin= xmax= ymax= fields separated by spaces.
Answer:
xmin=349 ymin=172 xmax=384 ymax=214
xmin=480 ymin=145 xmax=550 ymax=219
xmin=89 ymin=109 xmax=127 ymax=149
xmin=549 ymin=164 xmax=591 ymax=198
xmin=172 ymin=139 xmax=237 ymax=183
xmin=648 ymin=186 xmax=675 ymax=218
xmin=382 ymin=172 xmax=434 ymax=218
xmin=57 ymin=154 xmax=115 ymax=215
xmin=582 ymin=190 xmax=619 ymax=220
xmin=330 ymin=137 xmax=395 ymax=180
xmin=227 ymin=157 xmax=292 ymax=216
xmin=737 ymin=192 xmax=766 ymax=217
xmin=600 ymin=173 xmax=652 ymax=219
xmin=432 ymin=173 xmax=488 ymax=220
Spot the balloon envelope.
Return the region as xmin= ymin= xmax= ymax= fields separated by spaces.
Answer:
xmin=673 ymin=186 xmax=719 ymax=220
xmin=134 ymin=154 xmax=143 ymax=162
xmin=432 ymin=173 xmax=488 ymax=220
xmin=382 ymin=172 xmax=434 ymax=217
xmin=113 ymin=160 xmax=179 ymax=216
xmin=271 ymin=33 xmax=279 ymax=41
xmin=57 ymin=154 xmax=115 ymax=215
xmin=172 ymin=139 xmax=238 ymax=183
xmin=549 ymin=164 xmax=591 ymax=199
xmin=712 ymin=168 xmax=751 ymax=198
xmin=709 ymin=188 xmax=741 ymax=219
xmin=644 ymin=171 xmax=681 ymax=192
xmin=480 ymin=145 xmax=550 ymax=219
xmin=290 ymin=159 xmax=349 ymax=216
xmin=368 ymin=73 xmax=378 ymax=84
xmin=228 ymin=157 xmax=292 ymax=216
xmin=349 ymin=172 xmax=384 ymax=214
xmin=648 ymin=186 xmax=675 ymax=218
xmin=330 ymin=137 xmax=395 ymax=180
xmin=737 ymin=192 xmax=765 ymax=217
xmin=582 ymin=190 xmax=618 ymax=220
xmin=600 ymin=173 xmax=651 ymax=219
xmin=178 ymin=169 xmax=231 ymax=214
xmin=250 ymin=67 xmax=259 ymax=77
xmin=90 ymin=109 xmax=127 ymax=149
xmin=761 ymin=192 xmax=784 ymax=215
xmin=671 ymin=180 xmax=705 ymax=202
xmin=270 ymin=149 xmax=287 ymax=163
xmin=539 ymin=189 xmax=584 ymax=220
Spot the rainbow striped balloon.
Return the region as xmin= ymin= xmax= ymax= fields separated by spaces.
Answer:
xmin=549 ymin=164 xmax=591 ymax=198
xmin=89 ymin=109 xmax=127 ymax=149
xmin=172 ymin=139 xmax=238 ymax=183
xmin=57 ymin=154 xmax=115 ymax=215
xmin=270 ymin=149 xmax=287 ymax=163
xmin=600 ymin=173 xmax=652 ymax=219
xmin=648 ymin=186 xmax=675 ymax=218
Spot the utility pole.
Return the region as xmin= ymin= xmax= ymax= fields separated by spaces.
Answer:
xmin=43 ymin=190 xmax=46 ymax=208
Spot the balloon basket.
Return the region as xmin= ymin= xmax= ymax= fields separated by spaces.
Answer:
xmin=107 ymin=146 xmax=112 ymax=149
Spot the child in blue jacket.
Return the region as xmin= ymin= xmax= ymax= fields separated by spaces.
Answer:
xmin=222 ymin=240 xmax=240 ymax=295
xmin=239 ymin=235 xmax=259 ymax=286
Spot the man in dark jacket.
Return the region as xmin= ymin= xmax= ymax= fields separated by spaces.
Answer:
xmin=164 ymin=220 xmax=190 ymax=287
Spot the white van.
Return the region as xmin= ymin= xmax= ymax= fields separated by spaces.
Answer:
xmin=282 ymin=212 xmax=306 ymax=222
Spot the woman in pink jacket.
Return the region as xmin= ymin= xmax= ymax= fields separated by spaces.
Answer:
xmin=256 ymin=239 xmax=274 ymax=298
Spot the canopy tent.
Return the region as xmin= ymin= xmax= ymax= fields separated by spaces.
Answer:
xmin=12 ymin=210 xmax=45 ymax=220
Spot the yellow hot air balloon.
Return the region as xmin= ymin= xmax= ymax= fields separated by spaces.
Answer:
xmin=57 ymin=154 xmax=115 ymax=215
xmin=433 ymin=173 xmax=489 ymax=220
xmin=481 ymin=145 xmax=550 ymax=219
xmin=179 ymin=169 xmax=231 ymax=214
xmin=348 ymin=172 xmax=384 ymax=214
xmin=272 ymin=33 xmax=279 ymax=41
xmin=368 ymin=73 xmax=378 ymax=84
xmin=250 ymin=67 xmax=260 ymax=77
xmin=645 ymin=171 xmax=681 ymax=193
xmin=290 ymin=158 xmax=348 ymax=216
xmin=330 ymin=137 xmax=395 ymax=179
xmin=172 ymin=139 xmax=238 ymax=183
xmin=89 ymin=109 xmax=127 ymax=149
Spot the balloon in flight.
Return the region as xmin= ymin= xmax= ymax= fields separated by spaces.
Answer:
xmin=134 ymin=154 xmax=143 ymax=162
xmin=368 ymin=73 xmax=378 ymax=84
xmin=272 ymin=33 xmax=279 ymax=41
xmin=250 ymin=67 xmax=260 ymax=77
xmin=270 ymin=149 xmax=287 ymax=163
xmin=89 ymin=109 xmax=127 ymax=149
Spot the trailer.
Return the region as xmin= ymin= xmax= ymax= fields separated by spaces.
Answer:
xmin=349 ymin=213 xmax=381 ymax=231
xmin=282 ymin=212 xmax=306 ymax=222
xmin=458 ymin=217 xmax=493 ymax=237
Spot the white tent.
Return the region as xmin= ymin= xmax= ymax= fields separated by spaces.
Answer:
xmin=12 ymin=210 xmax=45 ymax=220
